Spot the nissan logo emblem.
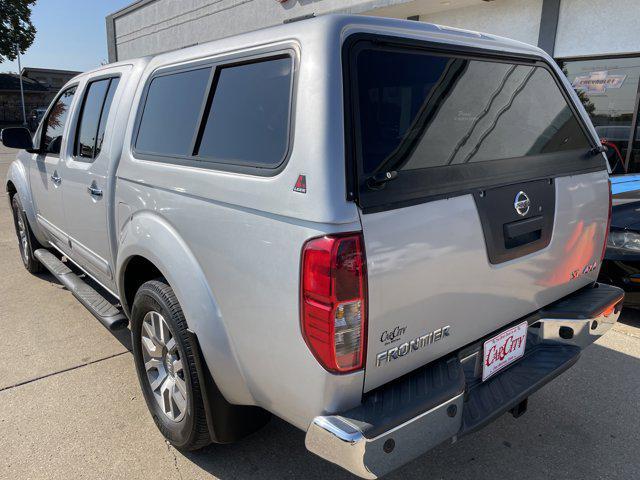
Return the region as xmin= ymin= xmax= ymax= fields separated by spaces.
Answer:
xmin=514 ymin=191 xmax=530 ymax=216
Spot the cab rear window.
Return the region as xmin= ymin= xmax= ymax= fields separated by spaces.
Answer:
xmin=344 ymin=36 xmax=604 ymax=212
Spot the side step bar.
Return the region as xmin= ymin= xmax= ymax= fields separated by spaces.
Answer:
xmin=34 ymin=249 xmax=128 ymax=331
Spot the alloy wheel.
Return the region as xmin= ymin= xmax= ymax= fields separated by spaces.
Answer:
xmin=141 ymin=311 xmax=188 ymax=422
xmin=15 ymin=210 xmax=29 ymax=265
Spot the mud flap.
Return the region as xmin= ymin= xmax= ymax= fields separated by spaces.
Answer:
xmin=187 ymin=329 xmax=271 ymax=443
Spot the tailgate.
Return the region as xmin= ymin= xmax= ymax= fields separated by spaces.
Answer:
xmin=343 ymin=35 xmax=609 ymax=391
xmin=361 ymin=173 xmax=608 ymax=390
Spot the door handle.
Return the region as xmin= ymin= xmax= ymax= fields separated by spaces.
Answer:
xmin=51 ymin=174 xmax=61 ymax=184
xmin=503 ymin=215 xmax=543 ymax=249
xmin=87 ymin=185 xmax=103 ymax=197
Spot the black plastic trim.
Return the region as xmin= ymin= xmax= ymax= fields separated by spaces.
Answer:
xmin=340 ymin=356 xmax=465 ymax=439
xmin=538 ymin=282 xmax=624 ymax=319
xmin=460 ymin=343 xmax=581 ymax=436
xmin=474 ymin=178 xmax=555 ymax=264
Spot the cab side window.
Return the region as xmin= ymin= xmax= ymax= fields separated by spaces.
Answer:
xmin=75 ymin=77 xmax=120 ymax=161
xmin=42 ymin=86 xmax=77 ymax=155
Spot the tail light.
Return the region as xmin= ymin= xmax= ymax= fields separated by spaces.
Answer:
xmin=301 ymin=233 xmax=367 ymax=373
xmin=601 ymin=179 xmax=612 ymax=262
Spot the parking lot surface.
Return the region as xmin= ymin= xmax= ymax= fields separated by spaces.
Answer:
xmin=2 ymin=143 xmax=640 ymax=479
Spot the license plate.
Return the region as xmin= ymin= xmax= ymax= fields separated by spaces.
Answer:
xmin=482 ymin=321 xmax=528 ymax=381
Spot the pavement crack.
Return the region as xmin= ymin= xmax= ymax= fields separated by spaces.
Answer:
xmin=0 ymin=350 xmax=131 ymax=393
xmin=166 ymin=442 xmax=184 ymax=480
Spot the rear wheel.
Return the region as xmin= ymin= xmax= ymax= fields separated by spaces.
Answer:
xmin=131 ymin=279 xmax=211 ymax=450
xmin=11 ymin=195 xmax=42 ymax=274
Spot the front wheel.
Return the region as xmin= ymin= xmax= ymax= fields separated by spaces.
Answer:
xmin=11 ymin=195 xmax=42 ymax=274
xmin=131 ymin=279 xmax=211 ymax=450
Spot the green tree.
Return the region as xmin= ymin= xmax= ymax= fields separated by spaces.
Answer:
xmin=561 ymin=66 xmax=595 ymax=116
xmin=0 ymin=0 xmax=37 ymax=64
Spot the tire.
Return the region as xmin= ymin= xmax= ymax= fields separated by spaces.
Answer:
xmin=11 ymin=195 xmax=43 ymax=274
xmin=131 ymin=279 xmax=211 ymax=451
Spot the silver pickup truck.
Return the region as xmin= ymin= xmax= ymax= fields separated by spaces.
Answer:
xmin=3 ymin=15 xmax=624 ymax=479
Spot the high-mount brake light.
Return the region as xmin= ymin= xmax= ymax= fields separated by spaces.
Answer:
xmin=301 ymin=233 xmax=367 ymax=373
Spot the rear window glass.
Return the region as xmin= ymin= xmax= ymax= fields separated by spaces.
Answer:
xmin=195 ymin=56 xmax=293 ymax=167
xmin=354 ymin=48 xmax=591 ymax=175
xmin=135 ymin=67 xmax=210 ymax=156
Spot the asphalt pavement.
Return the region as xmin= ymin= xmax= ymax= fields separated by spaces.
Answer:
xmin=1 ymin=143 xmax=640 ymax=479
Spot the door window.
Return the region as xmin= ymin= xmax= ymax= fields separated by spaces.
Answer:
xmin=75 ymin=77 xmax=120 ymax=162
xmin=42 ymin=86 xmax=76 ymax=154
xmin=95 ymin=78 xmax=120 ymax=158
xmin=562 ymin=57 xmax=640 ymax=173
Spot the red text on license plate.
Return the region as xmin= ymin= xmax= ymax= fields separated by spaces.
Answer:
xmin=482 ymin=321 xmax=528 ymax=381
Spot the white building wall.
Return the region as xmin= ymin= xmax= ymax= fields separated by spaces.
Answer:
xmin=112 ymin=0 xmax=416 ymax=60
xmin=419 ymin=0 xmax=543 ymax=47
xmin=555 ymin=0 xmax=640 ymax=58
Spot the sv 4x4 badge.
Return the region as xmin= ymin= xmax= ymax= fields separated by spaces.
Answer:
xmin=570 ymin=260 xmax=598 ymax=280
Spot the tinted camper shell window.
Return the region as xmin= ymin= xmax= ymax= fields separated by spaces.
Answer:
xmin=133 ymin=51 xmax=295 ymax=176
xmin=343 ymin=35 xmax=604 ymax=212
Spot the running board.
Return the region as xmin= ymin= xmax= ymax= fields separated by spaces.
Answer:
xmin=34 ymin=249 xmax=128 ymax=331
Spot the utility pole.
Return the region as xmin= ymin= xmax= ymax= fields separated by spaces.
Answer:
xmin=16 ymin=45 xmax=27 ymax=127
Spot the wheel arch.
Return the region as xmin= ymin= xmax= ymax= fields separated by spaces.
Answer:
xmin=116 ymin=210 xmax=255 ymax=406
xmin=6 ymin=159 xmax=46 ymax=244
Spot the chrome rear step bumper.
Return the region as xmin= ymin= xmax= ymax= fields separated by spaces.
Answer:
xmin=305 ymin=283 xmax=623 ymax=479
xmin=306 ymin=394 xmax=463 ymax=480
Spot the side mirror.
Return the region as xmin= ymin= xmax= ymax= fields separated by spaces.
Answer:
xmin=0 ymin=127 xmax=35 ymax=151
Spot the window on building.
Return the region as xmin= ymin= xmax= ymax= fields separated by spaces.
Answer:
xmin=42 ymin=86 xmax=76 ymax=154
xmin=561 ymin=57 xmax=640 ymax=173
xmin=195 ymin=56 xmax=293 ymax=167
xmin=75 ymin=77 xmax=120 ymax=161
xmin=135 ymin=67 xmax=211 ymax=157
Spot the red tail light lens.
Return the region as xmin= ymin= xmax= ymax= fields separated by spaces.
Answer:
xmin=301 ymin=233 xmax=367 ymax=373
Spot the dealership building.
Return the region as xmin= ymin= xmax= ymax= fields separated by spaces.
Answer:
xmin=107 ymin=0 xmax=640 ymax=173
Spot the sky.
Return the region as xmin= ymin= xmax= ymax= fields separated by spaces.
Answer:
xmin=2 ymin=0 xmax=133 ymax=74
